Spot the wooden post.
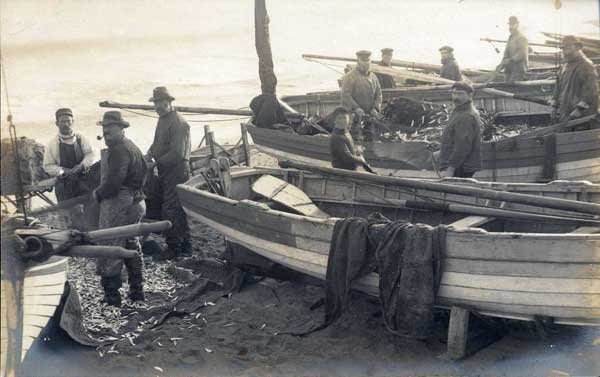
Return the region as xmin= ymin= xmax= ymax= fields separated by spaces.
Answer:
xmin=241 ymin=123 xmax=251 ymax=167
xmin=447 ymin=306 xmax=470 ymax=360
xmin=207 ymin=131 xmax=216 ymax=160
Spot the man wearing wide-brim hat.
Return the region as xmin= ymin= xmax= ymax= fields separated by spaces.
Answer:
xmin=439 ymin=45 xmax=463 ymax=81
xmin=341 ymin=50 xmax=383 ymax=143
xmin=495 ymin=16 xmax=529 ymax=82
xmin=92 ymin=111 xmax=147 ymax=306
xmin=145 ymin=86 xmax=192 ymax=260
xmin=550 ymin=35 xmax=599 ymax=126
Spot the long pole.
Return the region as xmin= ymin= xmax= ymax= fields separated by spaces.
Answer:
xmin=279 ymin=160 xmax=600 ymax=215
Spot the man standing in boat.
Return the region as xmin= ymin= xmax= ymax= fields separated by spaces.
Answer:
xmin=439 ymin=46 xmax=462 ymax=81
xmin=374 ymin=48 xmax=396 ymax=89
xmin=495 ymin=16 xmax=529 ymax=82
xmin=44 ymin=108 xmax=95 ymax=201
xmin=146 ymin=86 xmax=192 ymax=260
xmin=329 ymin=106 xmax=367 ymax=171
xmin=341 ymin=50 xmax=383 ymax=143
xmin=550 ymin=35 xmax=599 ymax=128
xmin=93 ymin=111 xmax=146 ymax=306
xmin=439 ymin=82 xmax=482 ymax=178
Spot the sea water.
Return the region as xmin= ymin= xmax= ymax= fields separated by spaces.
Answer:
xmin=1 ymin=0 xmax=598 ymax=153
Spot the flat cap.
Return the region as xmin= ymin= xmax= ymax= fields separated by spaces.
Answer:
xmin=381 ymin=48 xmax=394 ymax=55
xmin=356 ymin=50 xmax=372 ymax=59
xmin=439 ymin=45 xmax=454 ymax=52
xmin=561 ymin=35 xmax=582 ymax=48
xmin=508 ymin=16 xmax=519 ymax=24
xmin=452 ymin=81 xmax=474 ymax=94
xmin=55 ymin=108 xmax=73 ymax=119
xmin=331 ymin=106 xmax=350 ymax=117
xmin=98 ymin=111 xmax=130 ymax=128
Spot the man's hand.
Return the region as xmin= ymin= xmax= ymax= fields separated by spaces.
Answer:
xmin=369 ymin=108 xmax=382 ymax=120
xmin=569 ymin=108 xmax=583 ymax=119
xmin=354 ymin=108 xmax=365 ymax=118
xmin=70 ymin=163 xmax=84 ymax=175
xmin=355 ymin=145 xmax=364 ymax=155
xmin=58 ymin=168 xmax=71 ymax=179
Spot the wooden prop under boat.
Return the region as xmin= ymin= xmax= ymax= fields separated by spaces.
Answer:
xmin=177 ymin=166 xmax=600 ymax=329
xmin=246 ymin=87 xmax=599 ymax=183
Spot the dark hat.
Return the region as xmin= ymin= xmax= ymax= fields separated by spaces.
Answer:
xmin=561 ymin=35 xmax=583 ymax=48
xmin=508 ymin=16 xmax=519 ymax=25
xmin=55 ymin=108 xmax=73 ymax=120
xmin=148 ymin=86 xmax=175 ymax=102
xmin=439 ymin=45 xmax=454 ymax=53
xmin=381 ymin=48 xmax=394 ymax=55
xmin=98 ymin=111 xmax=130 ymax=128
xmin=356 ymin=50 xmax=372 ymax=59
xmin=452 ymin=81 xmax=474 ymax=94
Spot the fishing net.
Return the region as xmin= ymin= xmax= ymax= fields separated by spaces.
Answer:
xmin=0 ymin=137 xmax=49 ymax=195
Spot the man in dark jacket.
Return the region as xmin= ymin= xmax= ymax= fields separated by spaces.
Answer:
xmin=439 ymin=46 xmax=462 ymax=81
xmin=329 ymin=107 xmax=366 ymax=170
xmin=146 ymin=87 xmax=192 ymax=259
xmin=439 ymin=82 xmax=482 ymax=178
xmin=497 ymin=16 xmax=529 ymax=82
xmin=92 ymin=111 xmax=147 ymax=306
xmin=374 ymin=48 xmax=396 ymax=89
xmin=551 ymin=35 xmax=599 ymax=127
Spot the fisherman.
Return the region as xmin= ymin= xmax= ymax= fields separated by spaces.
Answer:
xmin=374 ymin=48 xmax=396 ymax=89
xmin=550 ymin=35 xmax=599 ymax=128
xmin=439 ymin=45 xmax=462 ymax=81
xmin=145 ymin=86 xmax=192 ymax=260
xmin=92 ymin=111 xmax=146 ymax=307
xmin=439 ymin=81 xmax=482 ymax=178
xmin=495 ymin=16 xmax=529 ymax=82
xmin=43 ymin=108 xmax=95 ymax=201
xmin=329 ymin=106 xmax=367 ymax=171
xmin=341 ymin=50 xmax=383 ymax=143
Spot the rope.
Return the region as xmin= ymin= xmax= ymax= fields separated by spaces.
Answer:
xmin=303 ymin=56 xmax=346 ymax=75
xmin=1 ymin=55 xmax=28 ymax=221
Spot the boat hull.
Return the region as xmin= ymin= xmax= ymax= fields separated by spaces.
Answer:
xmin=177 ymin=169 xmax=600 ymax=327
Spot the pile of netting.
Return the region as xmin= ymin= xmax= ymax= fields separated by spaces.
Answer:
xmin=1 ymin=137 xmax=50 ymax=195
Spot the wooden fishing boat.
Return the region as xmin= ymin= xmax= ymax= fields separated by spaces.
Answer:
xmin=247 ymin=87 xmax=599 ymax=183
xmin=177 ymin=166 xmax=600 ymax=334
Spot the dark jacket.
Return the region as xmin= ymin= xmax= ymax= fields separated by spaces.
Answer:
xmin=552 ymin=52 xmax=599 ymax=120
xmin=503 ymin=31 xmax=529 ymax=82
xmin=148 ymin=111 xmax=191 ymax=174
xmin=96 ymin=137 xmax=146 ymax=201
xmin=439 ymin=101 xmax=482 ymax=173
xmin=330 ymin=128 xmax=359 ymax=170
xmin=375 ymin=62 xmax=396 ymax=89
xmin=440 ymin=57 xmax=462 ymax=81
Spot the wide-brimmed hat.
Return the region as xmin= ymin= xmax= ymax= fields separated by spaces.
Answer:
xmin=98 ymin=111 xmax=130 ymax=128
xmin=148 ymin=86 xmax=175 ymax=102
xmin=55 ymin=108 xmax=73 ymax=120
xmin=561 ymin=35 xmax=583 ymax=48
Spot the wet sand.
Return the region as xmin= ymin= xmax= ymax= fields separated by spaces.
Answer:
xmin=23 ymin=153 xmax=600 ymax=377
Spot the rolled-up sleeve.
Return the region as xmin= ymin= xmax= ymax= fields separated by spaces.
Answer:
xmin=43 ymin=138 xmax=63 ymax=177
xmin=79 ymin=135 xmax=95 ymax=168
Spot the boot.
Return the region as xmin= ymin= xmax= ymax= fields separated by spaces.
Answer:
xmin=124 ymin=254 xmax=145 ymax=302
xmin=101 ymin=276 xmax=122 ymax=307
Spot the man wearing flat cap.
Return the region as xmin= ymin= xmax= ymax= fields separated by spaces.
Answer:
xmin=439 ymin=46 xmax=462 ymax=81
xmin=146 ymin=86 xmax=192 ymax=259
xmin=44 ymin=108 xmax=95 ymax=201
xmin=551 ymin=35 xmax=598 ymax=126
xmin=329 ymin=106 xmax=367 ymax=171
xmin=439 ymin=81 xmax=482 ymax=178
xmin=341 ymin=50 xmax=383 ymax=143
xmin=495 ymin=16 xmax=529 ymax=82
xmin=374 ymin=48 xmax=396 ymax=89
xmin=93 ymin=111 xmax=147 ymax=306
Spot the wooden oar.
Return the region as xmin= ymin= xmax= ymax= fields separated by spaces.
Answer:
xmin=279 ymin=160 xmax=600 ymax=215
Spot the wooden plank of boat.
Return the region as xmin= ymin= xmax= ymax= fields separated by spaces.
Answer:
xmin=251 ymin=174 xmax=329 ymax=218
